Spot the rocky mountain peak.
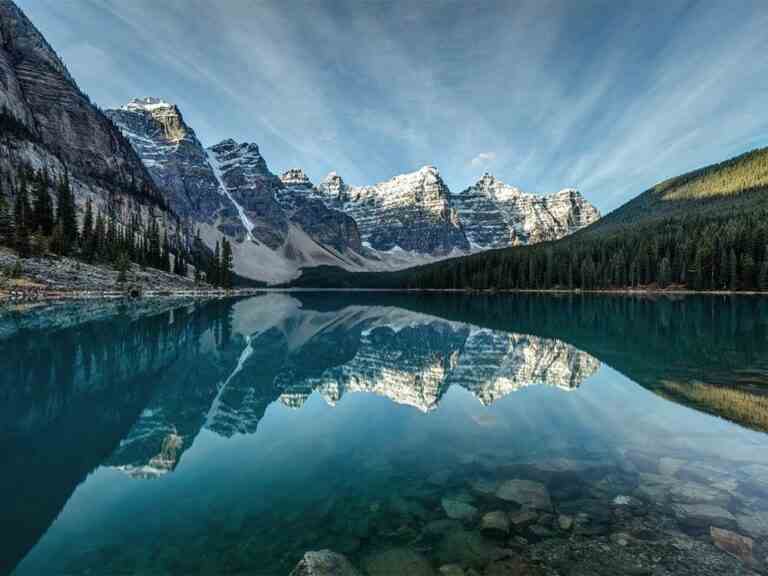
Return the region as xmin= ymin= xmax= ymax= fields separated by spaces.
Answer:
xmin=280 ymin=168 xmax=311 ymax=186
xmin=477 ymin=172 xmax=497 ymax=186
xmin=319 ymin=171 xmax=349 ymax=203
xmin=114 ymin=97 xmax=190 ymax=144
xmin=454 ymin=176 xmax=600 ymax=248
xmin=123 ymin=97 xmax=174 ymax=113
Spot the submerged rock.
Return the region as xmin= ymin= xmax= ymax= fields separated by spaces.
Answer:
xmin=672 ymin=503 xmax=736 ymax=529
xmin=363 ymin=547 xmax=435 ymax=576
xmin=710 ymin=527 xmax=754 ymax=565
xmin=658 ymin=457 xmax=687 ymax=477
xmin=442 ymin=497 xmax=479 ymax=523
xmin=436 ymin=529 xmax=507 ymax=568
xmin=495 ymin=479 xmax=552 ymax=511
xmin=480 ymin=511 xmax=510 ymax=538
xmin=469 ymin=477 xmax=498 ymax=495
xmin=509 ymin=509 xmax=538 ymax=528
xmin=736 ymin=511 xmax=768 ymax=538
xmin=424 ymin=519 xmax=464 ymax=538
xmin=289 ymin=550 xmax=361 ymax=576
xmin=669 ymin=481 xmax=730 ymax=505
xmin=557 ymin=514 xmax=574 ymax=531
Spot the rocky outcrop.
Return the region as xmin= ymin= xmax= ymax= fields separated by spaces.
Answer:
xmin=318 ymin=166 xmax=469 ymax=255
xmin=453 ymin=173 xmax=600 ymax=248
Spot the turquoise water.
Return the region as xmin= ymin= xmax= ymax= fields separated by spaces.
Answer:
xmin=2 ymin=294 xmax=768 ymax=575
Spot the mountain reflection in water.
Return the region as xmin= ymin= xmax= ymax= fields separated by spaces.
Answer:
xmin=1 ymin=293 xmax=767 ymax=576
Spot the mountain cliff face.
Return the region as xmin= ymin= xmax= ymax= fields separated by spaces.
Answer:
xmin=453 ymin=174 xmax=600 ymax=248
xmin=318 ymin=166 xmax=470 ymax=255
xmin=0 ymin=1 xmax=163 ymax=209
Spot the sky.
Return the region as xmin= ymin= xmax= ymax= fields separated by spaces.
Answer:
xmin=17 ymin=0 xmax=768 ymax=213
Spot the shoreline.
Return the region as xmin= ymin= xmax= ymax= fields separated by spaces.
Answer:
xmin=1 ymin=285 xmax=766 ymax=304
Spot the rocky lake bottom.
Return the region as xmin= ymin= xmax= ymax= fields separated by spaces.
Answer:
xmin=2 ymin=293 xmax=767 ymax=576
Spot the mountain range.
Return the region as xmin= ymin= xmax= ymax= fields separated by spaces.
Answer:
xmin=104 ymin=97 xmax=600 ymax=283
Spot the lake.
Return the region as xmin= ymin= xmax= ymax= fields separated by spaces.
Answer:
xmin=2 ymin=293 xmax=768 ymax=576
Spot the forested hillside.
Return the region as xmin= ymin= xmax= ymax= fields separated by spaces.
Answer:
xmin=293 ymin=147 xmax=768 ymax=291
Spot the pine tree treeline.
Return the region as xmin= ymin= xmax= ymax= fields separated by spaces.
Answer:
xmin=408 ymin=207 xmax=768 ymax=292
xmin=203 ymin=236 xmax=233 ymax=288
xmin=0 ymin=163 xmax=200 ymax=283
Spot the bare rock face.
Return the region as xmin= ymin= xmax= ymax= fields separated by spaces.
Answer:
xmin=318 ymin=166 xmax=469 ymax=255
xmin=453 ymin=173 xmax=600 ymax=248
xmin=207 ymin=139 xmax=287 ymax=248
xmin=278 ymin=169 xmax=363 ymax=253
xmin=0 ymin=1 xmax=159 ymax=199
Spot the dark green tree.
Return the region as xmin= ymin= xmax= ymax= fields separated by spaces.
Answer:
xmin=221 ymin=238 xmax=233 ymax=289
xmin=115 ymin=251 xmax=130 ymax=284
xmin=0 ymin=181 xmax=13 ymax=247
xmin=14 ymin=182 xmax=31 ymax=257
xmin=55 ymin=175 xmax=78 ymax=254
xmin=729 ymin=249 xmax=739 ymax=291
xmin=759 ymin=259 xmax=768 ymax=291
xmin=209 ymin=241 xmax=221 ymax=287
xmin=32 ymin=175 xmax=54 ymax=235
xmin=81 ymin=198 xmax=95 ymax=261
xmin=658 ymin=256 xmax=672 ymax=288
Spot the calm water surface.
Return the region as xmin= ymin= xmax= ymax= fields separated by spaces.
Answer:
xmin=2 ymin=294 xmax=768 ymax=576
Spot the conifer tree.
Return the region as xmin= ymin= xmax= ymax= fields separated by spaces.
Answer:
xmin=741 ymin=253 xmax=756 ymax=290
xmin=93 ymin=211 xmax=106 ymax=261
xmin=115 ymin=252 xmax=130 ymax=284
xmin=221 ymin=238 xmax=233 ymax=289
xmin=81 ymin=198 xmax=94 ymax=261
xmin=729 ymin=249 xmax=739 ymax=291
xmin=210 ymin=241 xmax=221 ymax=287
xmin=32 ymin=175 xmax=54 ymax=235
xmin=55 ymin=175 xmax=78 ymax=254
xmin=0 ymin=181 xmax=13 ymax=247
xmin=759 ymin=259 xmax=768 ymax=291
xmin=162 ymin=229 xmax=171 ymax=272
xmin=14 ymin=181 xmax=31 ymax=257
xmin=658 ymin=256 xmax=671 ymax=288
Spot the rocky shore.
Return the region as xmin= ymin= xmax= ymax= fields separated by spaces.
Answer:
xmin=0 ymin=252 xmax=255 ymax=302
xmin=287 ymin=450 xmax=767 ymax=576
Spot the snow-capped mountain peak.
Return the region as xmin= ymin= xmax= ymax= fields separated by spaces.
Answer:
xmin=453 ymin=175 xmax=600 ymax=248
xmin=280 ymin=168 xmax=312 ymax=186
xmin=122 ymin=97 xmax=174 ymax=112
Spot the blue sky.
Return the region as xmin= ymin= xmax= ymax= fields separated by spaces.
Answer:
xmin=18 ymin=0 xmax=768 ymax=212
